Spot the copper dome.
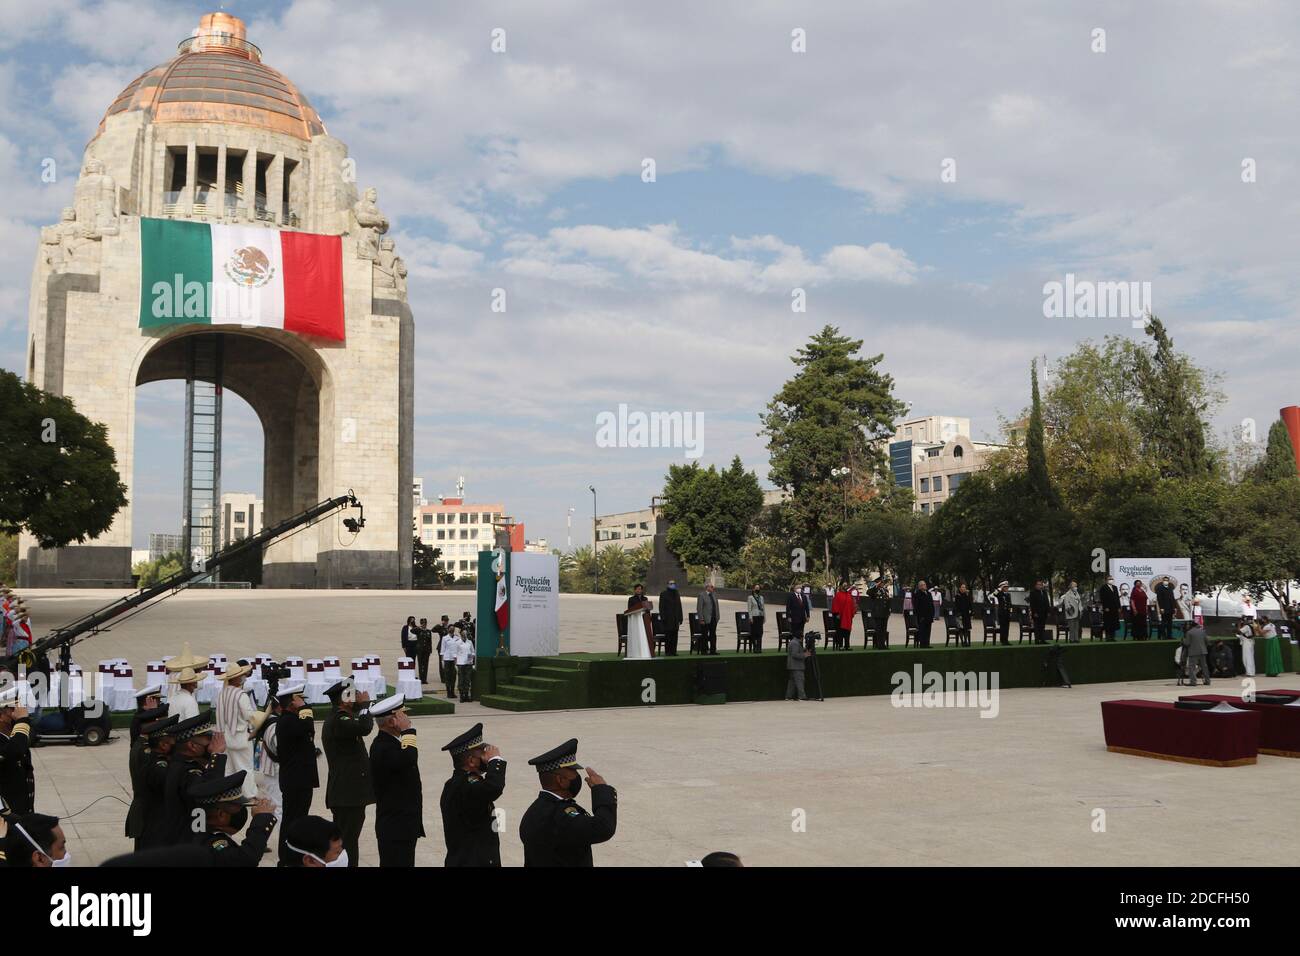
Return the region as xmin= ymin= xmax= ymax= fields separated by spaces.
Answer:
xmin=97 ymin=13 xmax=326 ymax=141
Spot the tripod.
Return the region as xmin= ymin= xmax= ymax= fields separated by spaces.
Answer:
xmin=806 ymin=636 xmax=826 ymax=702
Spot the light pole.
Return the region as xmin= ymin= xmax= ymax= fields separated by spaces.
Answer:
xmin=567 ymin=507 xmax=575 ymax=550
xmin=831 ymin=466 xmax=851 ymax=521
xmin=589 ymin=486 xmax=598 ymax=594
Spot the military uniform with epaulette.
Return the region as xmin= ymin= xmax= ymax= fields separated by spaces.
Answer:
xmin=438 ymin=722 xmax=505 ymax=867
xmin=519 ymin=739 xmax=617 ymax=868
xmin=126 ymin=712 xmax=176 ymax=850
xmin=273 ymin=682 xmax=319 ymax=866
xmin=162 ymin=712 xmax=226 ymax=845
xmin=0 ymin=703 xmax=35 ymax=816
xmin=369 ymin=693 xmax=424 ymax=867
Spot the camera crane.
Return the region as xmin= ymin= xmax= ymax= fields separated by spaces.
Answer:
xmin=4 ymin=491 xmax=365 ymax=672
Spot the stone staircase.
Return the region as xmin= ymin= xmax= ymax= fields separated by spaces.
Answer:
xmin=479 ymin=658 xmax=586 ymax=711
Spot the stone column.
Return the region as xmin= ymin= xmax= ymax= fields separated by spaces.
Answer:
xmin=215 ymin=144 xmax=227 ymax=218
xmin=242 ymin=149 xmax=257 ymax=220
xmin=269 ymin=153 xmax=285 ymax=225
xmin=183 ymin=141 xmax=197 ymax=213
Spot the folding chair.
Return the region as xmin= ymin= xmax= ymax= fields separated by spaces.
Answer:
xmin=776 ymin=611 xmax=792 ymax=651
xmin=735 ymin=611 xmax=756 ymax=653
xmin=614 ymin=613 xmax=628 ymax=657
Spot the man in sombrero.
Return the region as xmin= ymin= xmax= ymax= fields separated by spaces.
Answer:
xmin=165 ymin=643 xmax=208 ymax=722
xmin=216 ymin=659 xmax=258 ymax=800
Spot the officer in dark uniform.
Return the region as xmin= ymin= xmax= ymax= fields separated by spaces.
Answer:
xmin=162 ymin=710 xmax=226 ymax=845
xmin=191 ymin=769 xmax=278 ymax=866
xmin=438 ymin=721 xmax=505 ymax=867
xmin=128 ymin=684 xmax=165 ymax=744
xmin=995 ymin=581 xmax=1013 ymax=645
xmin=137 ymin=715 xmax=180 ymax=850
xmin=125 ymin=712 xmax=176 ymax=850
xmin=1100 ymin=576 xmax=1122 ymax=641
xmin=369 ymin=693 xmax=424 ymax=866
xmin=0 ymin=688 xmax=35 ymax=816
xmin=273 ymin=681 xmax=320 ymax=866
xmin=321 ymin=677 xmax=374 ymax=868
xmin=518 ymin=739 xmax=617 ymax=867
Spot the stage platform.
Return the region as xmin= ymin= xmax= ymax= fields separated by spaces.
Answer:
xmin=477 ymin=639 xmax=1274 ymax=712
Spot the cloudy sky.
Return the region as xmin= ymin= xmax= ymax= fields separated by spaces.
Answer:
xmin=2 ymin=0 xmax=1298 ymax=549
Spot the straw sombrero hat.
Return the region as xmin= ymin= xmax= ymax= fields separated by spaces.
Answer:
xmin=218 ymin=659 xmax=253 ymax=683
xmin=164 ymin=642 xmax=208 ymax=674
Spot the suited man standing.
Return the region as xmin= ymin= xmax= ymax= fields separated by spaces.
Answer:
xmin=785 ymin=585 xmax=809 ymax=648
xmin=1028 ymin=580 xmax=1051 ymax=644
xmin=868 ymin=578 xmax=891 ymax=648
xmin=913 ymin=580 xmax=934 ymax=648
xmin=995 ymin=581 xmax=1013 ymax=645
xmin=696 ymin=583 xmax=721 ymax=655
xmin=658 ymin=580 xmax=684 ymax=656
xmin=1154 ymin=576 xmax=1177 ymax=639
xmin=1099 ymin=575 xmax=1121 ymax=641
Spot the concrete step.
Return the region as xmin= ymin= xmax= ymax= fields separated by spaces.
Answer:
xmin=478 ymin=693 xmax=547 ymax=712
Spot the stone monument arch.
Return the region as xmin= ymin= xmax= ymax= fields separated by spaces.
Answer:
xmin=19 ymin=12 xmax=414 ymax=588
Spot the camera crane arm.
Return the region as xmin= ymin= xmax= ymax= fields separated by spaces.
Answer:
xmin=6 ymin=491 xmax=365 ymax=671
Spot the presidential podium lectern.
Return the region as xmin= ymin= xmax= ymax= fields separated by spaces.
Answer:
xmin=623 ymin=601 xmax=655 ymax=659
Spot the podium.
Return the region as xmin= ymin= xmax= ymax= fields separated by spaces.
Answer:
xmin=622 ymin=604 xmax=654 ymax=659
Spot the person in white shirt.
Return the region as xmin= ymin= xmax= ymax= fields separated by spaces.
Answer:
xmin=441 ymin=628 xmax=461 ymax=699
xmin=1241 ymin=595 xmax=1257 ymax=619
xmin=164 ymin=644 xmax=208 ymax=721
xmin=1237 ymin=617 xmax=1256 ymax=677
xmin=455 ymin=631 xmax=476 ymax=703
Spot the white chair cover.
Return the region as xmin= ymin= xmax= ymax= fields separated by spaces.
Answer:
xmin=396 ymin=656 xmax=422 ymax=701
xmin=323 ymin=656 xmax=342 ymax=682
xmin=286 ymin=656 xmax=306 ymax=684
xmin=366 ymin=654 xmax=386 ymax=696
xmin=114 ymin=664 xmax=136 ymax=712
xmin=304 ymin=659 xmax=328 ymax=705
xmin=350 ymin=658 xmax=374 ymax=697
xmin=147 ymin=661 xmax=168 ymax=701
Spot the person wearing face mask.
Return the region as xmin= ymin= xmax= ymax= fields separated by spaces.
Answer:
xmin=369 ymin=693 xmax=425 ymax=867
xmin=995 ymin=581 xmax=1013 ymax=645
xmin=321 ymin=676 xmax=374 ymax=868
xmin=438 ymin=721 xmax=504 ymax=867
xmin=4 ymin=812 xmax=69 ymax=867
xmin=0 ymin=687 xmax=35 ymax=816
xmin=283 ymin=815 xmax=347 ymax=868
xmin=192 ymin=769 xmax=277 ymax=866
xmin=519 ymin=738 xmax=617 ymax=867
xmin=746 ymin=585 xmax=766 ymax=653
xmin=658 ymin=580 xmax=683 ymax=656
xmin=162 ymin=711 xmax=227 ymax=845
xmin=1099 ymin=576 xmax=1121 ymax=641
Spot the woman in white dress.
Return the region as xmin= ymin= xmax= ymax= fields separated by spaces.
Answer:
xmin=1237 ymin=617 xmax=1257 ymax=677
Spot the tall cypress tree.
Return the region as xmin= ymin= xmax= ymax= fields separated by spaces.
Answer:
xmin=1026 ymin=359 xmax=1057 ymax=506
xmin=1252 ymin=418 xmax=1299 ymax=482
xmin=1134 ymin=316 xmax=1216 ymax=478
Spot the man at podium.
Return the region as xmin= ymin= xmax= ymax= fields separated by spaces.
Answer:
xmin=624 ymin=584 xmax=655 ymax=659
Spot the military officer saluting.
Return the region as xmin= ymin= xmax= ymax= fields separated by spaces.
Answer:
xmin=438 ymin=721 xmax=505 ymax=867
xmin=126 ymin=712 xmax=177 ymax=851
xmin=369 ymin=693 xmax=424 ymax=867
xmin=321 ymin=676 xmax=374 ymax=868
xmin=519 ymin=739 xmax=617 ymax=867
xmin=273 ymin=681 xmax=320 ymax=867
xmin=0 ymin=686 xmax=35 ymax=816
xmin=162 ymin=710 xmax=226 ymax=844
xmin=191 ymin=769 xmax=278 ymax=866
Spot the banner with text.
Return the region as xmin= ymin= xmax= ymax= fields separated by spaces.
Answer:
xmin=1108 ymin=557 xmax=1193 ymax=600
xmin=509 ymin=552 xmax=560 ymax=656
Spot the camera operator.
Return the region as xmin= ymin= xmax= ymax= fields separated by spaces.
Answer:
xmin=786 ymin=629 xmax=814 ymax=701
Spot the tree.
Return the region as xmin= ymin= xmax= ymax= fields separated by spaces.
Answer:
xmin=833 ymin=507 xmax=927 ymax=586
xmin=735 ymin=534 xmax=797 ymax=590
xmin=1221 ymin=479 xmax=1300 ymax=605
xmin=661 ymin=456 xmax=764 ymax=572
xmin=133 ymin=550 xmax=183 ymax=587
xmin=412 ymin=536 xmax=447 ymax=586
xmin=760 ymin=326 xmax=908 ymax=570
xmin=0 ymin=533 xmax=17 ymax=584
xmin=0 ymin=370 xmax=129 ymax=547
xmin=1250 ymin=418 xmax=1299 ymax=483
xmin=1025 ymin=359 xmax=1058 ymax=508
xmin=1132 ymin=316 xmax=1220 ymax=479
xmin=923 ymin=471 xmax=1021 ymax=594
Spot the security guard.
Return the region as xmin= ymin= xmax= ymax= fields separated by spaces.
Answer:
xmin=995 ymin=581 xmax=1013 ymax=645
xmin=137 ymin=715 xmax=180 ymax=850
xmin=274 ymin=681 xmax=319 ymax=866
xmin=0 ymin=687 xmax=35 ymax=815
xmin=162 ymin=710 xmax=226 ymax=844
xmin=369 ymin=693 xmax=424 ymax=867
xmin=191 ymin=769 xmax=278 ymax=866
xmin=125 ymin=712 xmax=176 ymax=850
xmin=438 ymin=721 xmax=505 ymax=867
xmin=321 ymin=677 xmax=374 ymax=868
xmin=519 ymin=738 xmax=617 ymax=867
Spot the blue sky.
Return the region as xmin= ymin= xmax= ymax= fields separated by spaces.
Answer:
xmin=3 ymin=0 xmax=1298 ymax=549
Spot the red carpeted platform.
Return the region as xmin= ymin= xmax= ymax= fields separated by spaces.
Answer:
xmin=1100 ymin=699 xmax=1261 ymax=766
xmin=1180 ymin=694 xmax=1300 ymax=757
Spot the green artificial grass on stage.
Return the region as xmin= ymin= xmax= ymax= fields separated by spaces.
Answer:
xmin=477 ymin=639 xmax=1296 ymax=712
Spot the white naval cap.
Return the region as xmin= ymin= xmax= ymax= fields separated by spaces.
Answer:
xmin=369 ymin=692 xmax=406 ymax=717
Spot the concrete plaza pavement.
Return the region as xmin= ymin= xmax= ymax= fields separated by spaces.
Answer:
xmin=12 ymin=589 xmax=1298 ymax=867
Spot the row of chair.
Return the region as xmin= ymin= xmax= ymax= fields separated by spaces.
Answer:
xmin=614 ymin=604 xmax=1177 ymax=655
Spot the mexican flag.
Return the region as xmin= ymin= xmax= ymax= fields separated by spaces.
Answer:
xmin=138 ymin=217 xmax=345 ymax=340
xmin=495 ymin=570 xmax=510 ymax=631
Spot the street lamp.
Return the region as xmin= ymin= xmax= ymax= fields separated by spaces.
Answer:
xmin=589 ymin=486 xmax=599 ymax=594
xmin=831 ymin=466 xmax=852 ymax=521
